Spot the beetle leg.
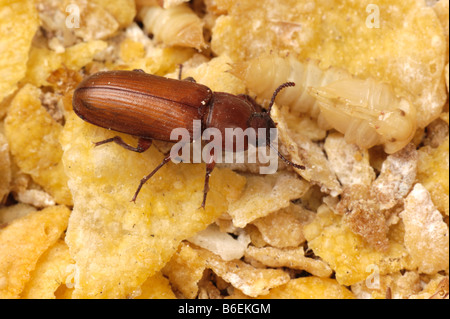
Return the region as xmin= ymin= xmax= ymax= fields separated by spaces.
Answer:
xmin=178 ymin=64 xmax=183 ymax=80
xmin=94 ymin=136 xmax=152 ymax=153
xmin=178 ymin=64 xmax=197 ymax=82
xmin=201 ymin=155 xmax=216 ymax=209
xmin=131 ymin=154 xmax=172 ymax=203
xmin=183 ymin=76 xmax=196 ymax=83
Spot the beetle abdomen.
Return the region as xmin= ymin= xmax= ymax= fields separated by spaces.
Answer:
xmin=73 ymin=71 xmax=213 ymax=141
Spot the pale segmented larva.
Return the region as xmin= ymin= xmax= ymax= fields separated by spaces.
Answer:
xmin=309 ymin=78 xmax=417 ymax=154
xmin=231 ymin=53 xmax=417 ymax=154
xmin=230 ymin=53 xmax=352 ymax=128
xmin=139 ymin=4 xmax=205 ymax=50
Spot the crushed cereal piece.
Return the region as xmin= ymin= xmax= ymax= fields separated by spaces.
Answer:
xmin=371 ymin=143 xmax=418 ymax=210
xmin=324 ymin=132 xmax=375 ymax=187
xmin=258 ymin=277 xmax=355 ymax=299
xmin=400 ymin=183 xmax=449 ymax=274
xmin=0 ymin=133 xmax=11 ymax=203
xmin=417 ymin=136 xmax=449 ymax=215
xmin=199 ymin=248 xmax=290 ymax=297
xmin=250 ymin=203 xmax=313 ymax=248
xmin=271 ymin=105 xmax=342 ymax=196
xmin=134 ymin=272 xmax=176 ymax=299
xmin=188 ymin=223 xmax=250 ymax=261
xmin=245 ymin=246 xmax=333 ymax=278
xmin=337 ymin=185 xmax=389 ymax=251
xmin=351 ymin=271 xmax=421 ymax=299
xmin=303 ymin=204 xmax=413 ymax=286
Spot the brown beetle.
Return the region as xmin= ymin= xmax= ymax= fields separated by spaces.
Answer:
xmin=72 ymin=69 xmax=304 ymax=208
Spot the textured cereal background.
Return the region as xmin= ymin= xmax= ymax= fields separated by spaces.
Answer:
xmin=0 ymin=0 xmax=448 ymax=299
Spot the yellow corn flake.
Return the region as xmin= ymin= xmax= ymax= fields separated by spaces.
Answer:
xmin=400 ymin=183 xmax=449 ymax=275
xmin=212 ymin=0 xmax=447 ymax=129
xmin=417 ymin=136 xmax=449 ymax=215
xmin=0 ymin=132 xmax=11 ymax=202
xmin=54 ymin=285 xmax=74 ymax=299
xmin=0 ymin=203 xmax=36 ymax=225
xmin=119 ymin=38 xmax=146 ymax=63
xmin=251 ymin=203 xmax=313 ymax=248
xmin=24 ymin=47 xmax=63 ymax=88
xmin=0 ymin=205 xmax=71 ymax=299
xmin=116 ymin=23 xmax=195 ymax=76
xmin=177 ymin=54 xmax=246 ymax=94
xmin=258 ymin=277 xmax=355 ymax=299
xmin=63 ymin=40 xmax=108 ymax=71
xmin=125 ymin=45 xmax=195 ymax=76
xmin=0 ymin=0 xmax=39 ymax=103
xmin=20 ymin=240 xmax=73 ymax=299
xmin=303 ymin=204 xmax=413 ymax=286
xmin=445 ymin=63 xmax=449 ymax=92
xmin=228 ymin=171 xmax=310 ymax=228
xmin=162 ymin=242 xmax=207 ymax=299
xmin=60 ymin=113 xmax=246 ymax=298
xmin=118 ymin=21 xmax=194 ymax=74
xmin=351 ymin=271 xmax=421 ymax=299
xmin=434 ymin=0 xmax=449 ymax=64
xmin=24 ymin=39 xmax=104 ymax=86
xmin=4 ymin=84 xmax=72 ymax=206
xmin=134 ymin=272 xmax=176 ymax=299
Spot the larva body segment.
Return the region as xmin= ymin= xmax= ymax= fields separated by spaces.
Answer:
xmin=139 ymin=4 xmax=205 ymax=50
xmin=230 ymin=53 xmax=351 ymax=126
xmin=232 ymin=53 xmax=417 ymax=154
xmin=309 ymin=78 xmax=417 ymax=154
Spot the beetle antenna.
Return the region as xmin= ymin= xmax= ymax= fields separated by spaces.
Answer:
xmin=266 ymin=138 xmax=305 ymax=170
xmin=264 ymin=82 xmax=305 ymax=171
xmin=267 ymin=82 xmax=295 ymax=114
xmin=178 ymin=64 xmax=183 ymax=80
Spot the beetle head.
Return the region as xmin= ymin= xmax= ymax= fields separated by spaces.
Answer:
xmin=248 ymin=82 xmax=305 ymax=170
